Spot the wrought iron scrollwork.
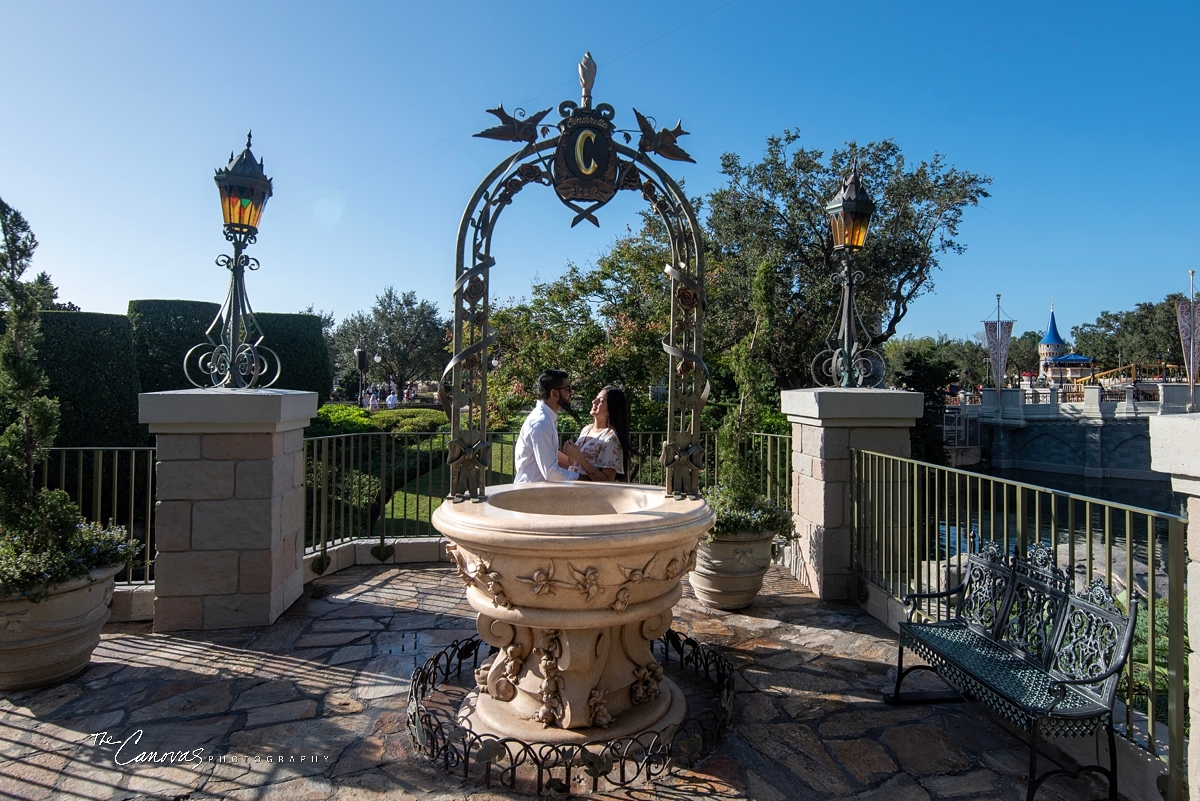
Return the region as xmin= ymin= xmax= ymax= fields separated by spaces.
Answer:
xmin=811 ymin=258 xmax=885 ymax=388
xmin=406 ymin=629 xmax=734 ymax=794
xmin=185 ymin=227 xmax=280 ymax=389
xmin=446 ymin=53 xmax=706 ymax=501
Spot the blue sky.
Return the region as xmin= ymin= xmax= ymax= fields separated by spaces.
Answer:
xmin=1 ymin=1 xmax=1196 ymax=342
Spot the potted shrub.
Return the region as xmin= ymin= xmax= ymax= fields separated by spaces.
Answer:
xmin=0 ymin=198 xmax=139 ymax=691
xmin=689 ymin=261 xmax=794 ymax=610
xmin=691 ymin=479 xmax=794 ymax=611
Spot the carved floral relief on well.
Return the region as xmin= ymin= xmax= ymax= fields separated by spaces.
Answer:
xmin=630 ymin=662 xmax=664 ymax=705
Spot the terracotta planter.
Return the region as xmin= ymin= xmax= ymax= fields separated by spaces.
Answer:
xmin=0 ymin=564 xmax=121 ymax=691
xmin=690 ymin=531 xmax=777 ymax=610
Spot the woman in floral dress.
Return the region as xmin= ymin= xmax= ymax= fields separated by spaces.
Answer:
xmin=559 ymin=385 xmax=635 ymax=482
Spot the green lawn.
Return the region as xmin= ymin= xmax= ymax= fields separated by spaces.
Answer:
xmin=375 ymin=438 xmax=517 ymax=537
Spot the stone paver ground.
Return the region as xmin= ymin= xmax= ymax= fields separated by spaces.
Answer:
xmin=0 ymin=564 xmax=1107 ymax=800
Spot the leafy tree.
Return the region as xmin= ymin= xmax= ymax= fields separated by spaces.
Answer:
xmin=894 ymin=346 xmax=956 ymax=465
xmin=883 ymin=334 xmax=988 ymax=391
xmin=488 ymin=227 xmax=688 ymax=431
xmin=0 ymin=197 xmax=134 ymax=599
xmin=706 ymin=132 xmax=991 ymax=388
xmin=1072 ymin=294 xmax=1186 ymax=371
xmin=331 ymin=288 xmax=448 ymax=394
xmin=30 ymin=272 xmax=80 ymax=311
xmin=1006 ymin=330 xmax=1044 ymax=383
xmin=0 ymin=271 xmax=79 ymax=312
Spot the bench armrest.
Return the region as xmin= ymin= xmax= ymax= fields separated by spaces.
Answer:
xmin=902 ymin=583 xmax=966 ymax=622
xmin=1046 ymin=659 xmax=1129 ymax=714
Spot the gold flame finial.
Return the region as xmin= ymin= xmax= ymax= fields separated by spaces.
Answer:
xmin=579 ymin=52 xmax=596 ymax=109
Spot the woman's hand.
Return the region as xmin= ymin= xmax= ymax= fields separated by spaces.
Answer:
xmin=562 ymin=441 xmax=614 ymax=482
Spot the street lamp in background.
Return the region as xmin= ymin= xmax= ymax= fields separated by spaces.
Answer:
xmin=811 ymin=160 xmax=883 ymax=388
xmin=355 ymin=345 xmax=368 ymax=403
xmin=186 ymin=132 xmax=280 ymax=389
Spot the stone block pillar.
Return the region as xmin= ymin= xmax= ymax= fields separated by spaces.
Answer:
xmin=139 ymin=389 xmax=318 ymax=632
xmin=780 ymin=388 xmax=922 ymax=600
xmin=1148 ymin=413 xmax=1200 ymax=801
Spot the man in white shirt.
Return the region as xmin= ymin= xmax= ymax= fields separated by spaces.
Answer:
xmin=513 ymin=369 xmax=579 ymax=483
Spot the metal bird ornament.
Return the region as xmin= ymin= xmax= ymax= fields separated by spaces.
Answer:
xmin=632 ymin=108 xmax=695 ymax=163
xmin=474 ymin=104 xmax=553 ymax=144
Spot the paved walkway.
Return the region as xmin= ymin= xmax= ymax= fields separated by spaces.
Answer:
xmin=0 ymin=565 xmax=1105 ymax=800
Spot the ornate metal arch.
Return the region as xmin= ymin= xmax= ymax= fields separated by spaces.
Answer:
xmin=440 ymin=53 xmax=707 ymax=502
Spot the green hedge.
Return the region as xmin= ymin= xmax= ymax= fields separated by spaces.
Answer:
xmin=127 ymin=301 xmax=331 ymax=404
xmin=39 ymin=312 xmax=146 ymax=447
xmin=127 ymin=299 xmax=220 ymax=394
xmin=255 ymin=312 xmax=333 ymax=406
xmin=369 ymin=408 xmax=448 ymax=433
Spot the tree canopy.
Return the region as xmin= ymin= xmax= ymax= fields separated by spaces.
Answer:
xmin=1072 ymin=294 xmax=1186 ymax=370
xmin=488 ymin=232 xmax=679 ymax=430
xmin=331 ymin=288 xmax=448 ymax=393
xmin=482 ymin=131 xmax=990 ymax=424
xmin=706 ymin=133 xmax=991 ymax=388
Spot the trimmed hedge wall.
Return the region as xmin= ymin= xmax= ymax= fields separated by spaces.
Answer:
xmin=127 ymin=299 xmax=220 ymax=394
xmin=39 ymin=311 xmax=146 ymax=447
xmin=255 ymin=312 xmax=333 ymax=406
xmin=127 ymin=300 xmax=332 ymax=405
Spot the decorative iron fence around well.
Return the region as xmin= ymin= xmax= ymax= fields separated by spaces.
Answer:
xmin=850 ymin=449 xmax=1187 ymax=798
xmin=302 ymin=429 xmax=789 ymax=562
xmin=36 ymin=447 xmax=157 ymax=584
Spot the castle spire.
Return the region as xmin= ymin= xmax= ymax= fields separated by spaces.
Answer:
xmin=1040 ymin=306 xmax=1066 ymax=347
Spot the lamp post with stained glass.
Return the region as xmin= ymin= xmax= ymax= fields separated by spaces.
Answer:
xmin=185 ymin=132 xmax=279 ymax=389
xmin=812 ymin=160 xmax=881 ymax=387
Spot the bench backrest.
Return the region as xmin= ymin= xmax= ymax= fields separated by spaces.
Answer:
xmin=955 ymin=540 xmax=1136 ymax=707
xmin=956 ymin=540 xmax=1013 ymax=636
xmin=997 ymin=542 xmax=1071 ymax=668
xmin=1048 ymin=579 xmax=1138 ymax=709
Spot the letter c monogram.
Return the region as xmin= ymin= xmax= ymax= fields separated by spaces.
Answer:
xmin=574 ymin=130 xmax=598 ymax=176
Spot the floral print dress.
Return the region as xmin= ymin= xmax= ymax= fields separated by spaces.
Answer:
xmin=568 ymin=424 xmax=624 ymax=478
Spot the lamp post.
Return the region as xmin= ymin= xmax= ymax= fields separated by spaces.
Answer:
xmin=354 ymin=345 xmax=368 ymax=404
xmin=811 ymin=160 xmax=881 ymax=387
xmin=186 ymin=132 xmax=279 ymax=389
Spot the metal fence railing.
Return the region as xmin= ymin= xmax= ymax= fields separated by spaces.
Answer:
xmin=850 ymin=449 xmax=1187 ymax=800
xmin=302 ymin=429 xmax=791 ymax=566
xmin=941 ymin=407 xmax=981 ymax=449
xmin=743 ymin=432 xmax=791 ymax=508
xmin=37 ymin=447 xmax=157 ymax=584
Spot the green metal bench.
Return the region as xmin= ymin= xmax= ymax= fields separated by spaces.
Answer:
xmin=886 ymin=541 xmax=1137 ymax=801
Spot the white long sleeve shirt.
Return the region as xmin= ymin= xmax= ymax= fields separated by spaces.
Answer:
xmin=513 ymin=401 xmax=578 ymax=483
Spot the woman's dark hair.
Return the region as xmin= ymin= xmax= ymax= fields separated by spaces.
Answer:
xmin=602 ymin=385 xmax=639 ymax=481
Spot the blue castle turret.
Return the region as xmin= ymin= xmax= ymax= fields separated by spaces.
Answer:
xmin=1038 ymin=306 xmax=1068 ymax=377
xmin=1036 ymin=305 xmax=1096 ymax=382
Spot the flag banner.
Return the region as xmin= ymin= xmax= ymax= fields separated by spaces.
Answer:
xmin=984 ymin=319 xmax=1013 ymax=388
xmin=1178 ymin=300 xmax=1198 ymax=384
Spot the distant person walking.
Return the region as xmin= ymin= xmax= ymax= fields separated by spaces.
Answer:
xmin=369 ymin=393 xmax=379 ymax=412
xmin=513 ymin=369 xmax=579 ymax=483
xmin=386 ymin=390 xmax=399 ymax=409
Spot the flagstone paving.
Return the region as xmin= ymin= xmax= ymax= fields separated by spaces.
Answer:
xmin=0 ymin=564 xmax=1105 ymax=800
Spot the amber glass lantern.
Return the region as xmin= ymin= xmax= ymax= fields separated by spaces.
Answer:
xmin=825 ymin=161 xmax=875 ymax=251
xmin=214 ymin=131 xmax=273 ymax=237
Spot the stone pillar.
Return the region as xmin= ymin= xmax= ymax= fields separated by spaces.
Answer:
xmin=780 ymin=388 xmax=922 ymax=600
xmin=139 ymin=389 xmax=318 ymax=632
xmin=1148 ymin=413 xmax=1199 ymax=801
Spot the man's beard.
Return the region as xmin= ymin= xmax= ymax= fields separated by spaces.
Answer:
xmin=559 ymin=395 xmax=583 ymax=425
